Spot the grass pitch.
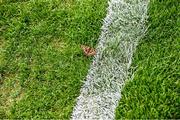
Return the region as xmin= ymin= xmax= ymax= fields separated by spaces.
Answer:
xmin=0 ymin=0 xmax=179 ymax=119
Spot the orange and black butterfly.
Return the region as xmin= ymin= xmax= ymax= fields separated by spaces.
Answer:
xmin=80 ymin=45 xmax=96 ymax=57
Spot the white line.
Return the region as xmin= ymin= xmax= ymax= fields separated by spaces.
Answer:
xmin=72 ymin=0 xmax=149 ymax=119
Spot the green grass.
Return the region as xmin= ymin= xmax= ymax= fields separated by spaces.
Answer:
xmin=0 ymin=0 xmax=107 ymax=118
xmin=1 ymin=0 xmax=179 ymax=119
xmin=116 ymin=0 xmax=179 ymax=119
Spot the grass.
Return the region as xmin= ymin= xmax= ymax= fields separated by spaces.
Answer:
xmin=0 ymin=0 xmax=107 ymax=118
xmin=1 ymin=0 xmax=179 ymax=119
xmin=116 ymin=0 xmax=179 ymax=119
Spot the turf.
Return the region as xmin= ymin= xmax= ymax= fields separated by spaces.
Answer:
xmin=0 ymin=0 xmax=107 ymax=118
xmin=115 ymin=0 xmax=180 ymax=119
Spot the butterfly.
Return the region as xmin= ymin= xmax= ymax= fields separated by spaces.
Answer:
xmin=80 ymin=45 xmax=96 ymax=56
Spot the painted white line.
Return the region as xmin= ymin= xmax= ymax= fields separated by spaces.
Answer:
xmin=72 ymin=0 xmax=149 ymax=119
